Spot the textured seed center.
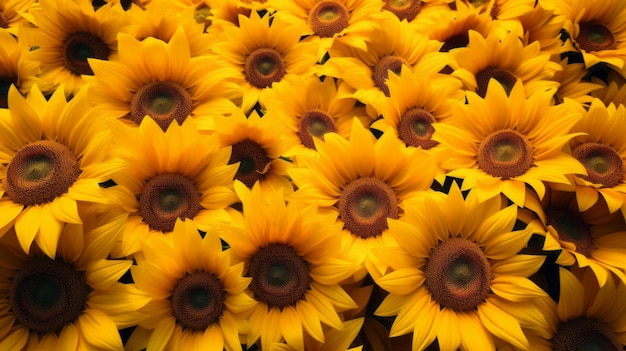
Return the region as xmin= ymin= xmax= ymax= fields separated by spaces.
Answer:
xmin=553 ymin=317 xmax=621 ymax=351
xmin=572 ymin=143 xmax=624 ymax=188
xmin=477 ymin=129 xmax=534 ymax=180
xmin=309 ymin=1 xmax=350 ymax=37
xmin=577 ymin=23 xmax=616 ymax=52
xmin=397 ymin=108 xmax=438 ymax=149
xmin=298 ymin=110 xmax=338 ymax=149
xmin=129 ymin=81 xmax=193 ymax=131
xmin=244 ymin=48 xmax=286 ymax=88
xmin=373 ymin=56 xmax=405 ymax=96
xmin=229 ymin=139 xmax=271 ymax=188
xmin=171 ymin=272 xmax=226 ymax=331
xmin=383 ymin=0 xmax=422 ymax=21
xmin=63 ymin=32 xmax=111 ymax=76
xmin=475 ymin=67 xmax=518 ymax=97
xmin=546 ymin=208 xmax=594 ymax=257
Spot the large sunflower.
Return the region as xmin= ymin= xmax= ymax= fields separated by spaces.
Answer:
xmin=128 ymin=219 xmax=256 ymax=351
xmin=0 ymin=209 xmax=149 ymax=350
xmin=0 ymin=86 xmax=123 ymax=258
xmin=107 ymin=117 xmax=238 ymax=257
xmin=88 ymin=27 xmax=241 ymax=132
xmin=432 ymin=80 xmax=586 ymax=207
xmin=210 ymin=11 xmax=319 ymax=112
xmin=221 ymin=182 xmax=357 ymax=351
xmin=374 ymin=185 xmax=552 ymax=350
xmin=288 ymin=120 xmax=438 ymax=278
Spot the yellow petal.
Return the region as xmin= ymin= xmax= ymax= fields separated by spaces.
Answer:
xmin=15 ymin=205 xmax=42 ymax=254
xmin=78 ymin=309 xmax=124 ymax=350
xmin=478 ymin=299 xmax=529 ymax=350
xmin=147 ymin=317 xmax=176 ymax=351
xmin=281 ymin=306 xmax=304 ymax=351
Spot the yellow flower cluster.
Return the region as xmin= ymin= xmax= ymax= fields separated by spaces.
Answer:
xmin=0 ymin=0 xmax=625 ymax=350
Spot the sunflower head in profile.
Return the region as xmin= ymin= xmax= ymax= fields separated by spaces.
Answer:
xmin=88 ymin=27 xmax=242 ymax=132
xmin=374 ymin=184 xmax=552 ymax=350
xmin=433 ymin=80 xmax=586 ymax=207
xmin=108 ymin=117 xmax=239 ymax=257
xmin=221 ymin=182 xmax=357 ymax=351
xmin=128 ymin=219 xmax=256 ymax=351
xmin=0 ymin=209 xmax=149 ymax=350
xmin=0 ymin=86 xmax=123 ymax=258
xmin=289 ymin=120 xmax=438 ymax=278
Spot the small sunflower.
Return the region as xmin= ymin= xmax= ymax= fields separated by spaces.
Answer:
xmin=88 ymin=27 xmax=241 ymax=132
xmin=129 ymin=219 xmax=256 ymax=351
xmin=0 ymin=86 xmax=123 ymax=258
xmin=288 ymin=120 xmax=438 ymax=278
xmin=0 ymin=0 xmax=35 ymax=36
xmin=374 ymin=185 xmax=552 ymax=350
xmin=433 ymin=80 xmax=586 ymax=206
xmin=517 ymin=0 xmax=566 ymax=55
xmin=210 ymin=11 xmax=319 ymax=112
xmin=221 ymin=182 xmax=357 ymax=351
xmin=108 ymin=117 xmax=238 ymax=257
xmin=0 ymin=210 xmax=150 ymax=350
xmin=482 ymin=0 xmax=535 ymax=36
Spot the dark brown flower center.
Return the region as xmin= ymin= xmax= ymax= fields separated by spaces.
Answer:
xmin=129 ymin=81 xmax=194 ymax=131
xmin=10 ymin=256 xmax=88 ymax=334
xmin=4 ymin=140 xmax=81 ymax=206
xmin=576 ymin=23 xmax=616 ymax=52
xmin=171 ymin=271 xmax=226 ymax=331
xmin=477 ymin=129 xmax=534 ymax=179
xmin=424 ymin=237 xmax=491 ymax=312
xmin=553 ymin=317 xmax=621 ymax=351
xmin=440 ymin=33 xmax=470 ymax=52
xmin=138 ymin=173 xmax=201 ymax=233
xmin=244 ymin=48 xmax=286 ymax=88
xmin=397 ymin=108 xmax=438 ymax=149
xmin=382 ymin=0 xmax=422 ymax=21
xmin=475 ymin=67 xmax=518 ymax=97
xmin=546 ymin=207 xmax=594 ymax=257
xmin=0 ymin=76 xmax=17 ymax=109
xmin=63 ymin=32 xmax=111 ymax=76
xmin=229 ymin=139 xmax=271 ymax=188
xmin=309 ymin=0 xmax=350 ymax=37
xmin=298 ymin=109 xmax=338 ymax=149
xmin=249 ymin=243 xmax=311 ymax=309
xmin=571 ymin=143 xmax=624 ymax=188
xmin=337 ymin=177 xmax=399 ymax=239
xmin=373 ymin=56 xmax=406 ymax=97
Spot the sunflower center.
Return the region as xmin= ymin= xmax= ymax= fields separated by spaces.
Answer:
xmin=424 ymin=237 xmax=491 ymax=312
xmin=337 ymin=177 xmax=399 ymax=239
xmin=571 ymin=143 xmax=624 ymax=188
xmin=309 ymin=1 xmax=350 ymax=37
xmin=576 ymin=23 xmax=616 ymax=52
xmin=475 ymin=67 xmax=518 ymax=97
xmin=373 ymin=56 xmax=405 ymax=97
xmin=129 ymin=81 xmax=193 ymax=131
xmin=477 ymin=129 xmax=534 ymax=180
xmin=440 ymin=33 xmax=470 ymax=52
xmin=4 ymin=140 xmax=81 ymax=206
xmin=138 ymin=173 xmax=201 ymax=233
xmin=63 ymin=32 xmax=110 ymax=76
xmin=553 ymin=317 xmax=621 ymax=351
xmin=229 ymin=139 xmax=271 ymax=188
xmin=249 ymin=243 xmax=311 ymax=309
xmin=298 ymin=109 xmax=338 ymax=149
xmin=171 ymin=271 xmax=226 ymax=331
xmin=10 ymin=256 xmax=88 ymax=334
xmin=382 ymin=0 xmax=422 ymax=21
xmin=546 ymin=207 xmax=594 ymax=257
xmin=244 ymin=48 xmax=286 ymax=89
xmin=0 ymin=76 xmax=16 ymax=108
xmin=397 ymin=108 xmax=438 ymax=149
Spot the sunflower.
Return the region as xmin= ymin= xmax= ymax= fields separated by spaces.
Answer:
xmin=210 ymin=11 xmax=319 ymax=112
xmin=0 ymin=30 xmax=44 ymax=108
xmin=432 ymin=80 xmax=586 ymax=207
xmin=0 ymin=0 xmax=35 ymax=36
xmin=22 ymin=0 xmax=135 ymax=97
xmin=481 ymin=0 xmax=535 ymax=36
xmin=261 ymin=74 xmax=371 ymax=161
xmin=0 ymin=209 xmax=149 ymax=350
xmin=127 ymin=219 xmax=256 ymax=351
xmin=0 ymin=86 xmax=123 ymax=258
xmin=107 ymin=117 xmax=238 ymax=257
xmin=288 ymin=120 xmax=438 ymax=278
xmin=517 ymin=0 xmax=566 ymax=55
xmin=450 ymin=30 xmax=561 ymax=97
xmin=210 ymin=107 xmax=293 ymax=195
xmin=221 ymin=182 xmax=357 ymax=351
xmin=374 ymin=184 xmax=552 ymax=351
xmin=88 ymin=27 xmax=241 ymax=132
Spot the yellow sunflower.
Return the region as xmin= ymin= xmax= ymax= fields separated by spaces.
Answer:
xmin=552 ymin=58 xmax=603 ymax=105
xmin=0 ymin=209 xmax=149 ymax=350
xmin=517 ymin=0 xmax=565 ymax=55
xmin=374 ymin=184 xmax=552 ymax=350
xmin=221 ymin=182 xmax=357 ymax=351
xmin=127 ymin=219 xmax=256 ymax=351
xmin=288 ymin=120 xmax=438 ymax=278
xmin=23 ymin=0 xmax=135 ymax=97
xmin=0 ymin=86 xmax=123 ymax=258
xmin=210 ymin=107 xmax=293 ymax=195
xmin=450 ymin=30 xmax=561 ymax=97
xmin=482 ymin=0 xmax=535 ymax=36
xmin=210 ymin=11 xmax=319 ymax=112
xmin=88 ymin=27 xmax=241 ymax=132
xmin=107 ymin=117 xmax=238 ymax=257
xmin=0 ymin=29 xmax=43 ymax=108
xmin=432 ymin=80 xmax=586 ymax=207
xmin=0 ymin=0 xmax=35 ymax=36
